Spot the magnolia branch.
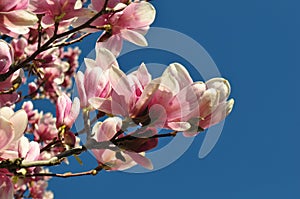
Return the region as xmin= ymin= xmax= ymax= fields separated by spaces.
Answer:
xmin=24 ymin=165 xmax=103 ymax=178
xmin=0 ymin=131 xmax=179 ymax=171
xmin=0 ymin=0 xmax=124 ymax=82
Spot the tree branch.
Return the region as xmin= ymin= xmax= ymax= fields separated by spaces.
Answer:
xmin=0 ymin=0 xmax=123 ymax=82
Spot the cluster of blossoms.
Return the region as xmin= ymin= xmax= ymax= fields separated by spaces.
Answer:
xmin=0 ymin=0 xmax=234 ymax=198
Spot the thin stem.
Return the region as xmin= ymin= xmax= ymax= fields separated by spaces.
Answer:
xmin=75 ymin=116 xmax=98 ymax=136
xmin=83 ymin=109 xmax=91 ymax=140
xmin=23 ymin=165 xmax=103 ymax=178
xmin=52 ymin=33 xmax=91 ymax=48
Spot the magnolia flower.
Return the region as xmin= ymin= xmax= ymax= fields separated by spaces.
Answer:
xmin=0 ymin=0 xmax=38 ymax=37
xmin=56 ymin=93 xmax=80 ymax=128
xmin=90 ymin=63 xmax=194 ymax=129
xmin=29 ymin=0 xmax=83 ymax=28
xmin=33 ymin=112 xmax=58 ymax=143
xmin=17 ymin=136 xmax=40 ymax=163
xmin=90 ymin=62 xmax=234 ymax=135
xmin=0 ymin=40 xmax=13 ymax=74
xmin=0 ymin=40 xmax=22 ymax=107
xmin=89 ymin=63 xmax=155 ymax=120
xmin=96 ymin=1 xmax=156 ymax=56
xmin=183 ymin=78 xmax=234 ymax=136
xmin=75 ymin=48 xmax=117 ymax=108
xmin=0 ymin=107 xmax=28 ymax=152
xmin=11 ymin=37 xmax=27 ymax=58
xmin=91 ymin=117 xmax=154 ymax=170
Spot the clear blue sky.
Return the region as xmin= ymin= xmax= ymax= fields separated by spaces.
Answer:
xmin=47 ymin=0 xmax=300 ymax=198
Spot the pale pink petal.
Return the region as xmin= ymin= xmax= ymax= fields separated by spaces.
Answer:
xmin=199 ymin=99 xmax=234 ymax=129
xmin=119 ymin=2 xmax=156 ymax=28
xmin=168 ymin=122 xmax=191 ymax=131
xmin=111 ymin=91 xmax=129 ymax=116
xmin=17 ymin=136 xmax=30 ymax=158
xmin=125 ymin=151 xmax=153 ymax=170
xmin=24 ymin=141 xmax=40 ymax=162
xmin=64 ymin=97 xmax=80 ymax=128
xmin=136 ymin=63 xmax=151 ymax=87
xmin=120 ymin=29 xmax=148 ymax=46
xmin=206 ymin=78 xmax=231 ymax=102
xmin=4 ymin=10 xmax=38 ymax=26
xmin=75 ymin=71 xmax=87 ymax=107
xmin=0 ymin=40 xmax=13 ymax=74
xmin=199 ymin=88 xmax=219 ymax=118
xmin=132 ymin=79 xmax=160 ymax=116
xmin=97 ymin=34 xmax=123 ymax=57
xmin=163 ymin=63 xmax=193 ymax=90
xmin=89 ymin=97 xmax=113 ymax=114
xmin=56 ymin=94 xmax=68 ymax=127
xmin=84 ymin=58 xmax=97 ymax=69
xmin=84 ymin=67 xmax=103 ymax=100
xmin=95 ymin=47 xmax=118 ymax=70
xmin=148 ymin=104 xmax=167 ymax=128
xmin=109 ymin=66 xmax=132 ymax=99
xmin=98 ymin=117 xmax=122 ymax=141
xmin=0 ymin=117 xmax=13 ymax=151
xmin=9 ymin=109 xmax=28 ymax=141
xmin=0 ymin=107 xmax=14 ymax=119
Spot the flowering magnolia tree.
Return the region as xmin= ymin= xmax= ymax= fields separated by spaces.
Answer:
xmin=0 ymin=0 xmax=234 ymax=198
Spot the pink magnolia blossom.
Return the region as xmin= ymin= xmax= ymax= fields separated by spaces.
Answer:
xmin=183 ymin=78 xmax=234 ymax=136
xmin=90 ymin=63 xmax=194 ymax=130
xmin=17 ymin=136 xmax=40 ymax=163
xmin=96 ymin=1 xmax=156 ymax=56
xmin=90 ymin=63 xmax=234 ymax=135
xmin=11 ymin=37 xmax=27 ymax=59
xmin=56 ymin=93 xmax=80 ymax=128
xmin=29 ymin=0 xmax=83 ymax=28
xmin=0 ymin=107 xmax=28 ymax=152
xmin=0 ymin=40 xmax=22 ymax=107
xmin=0 ymin=0 xmax=38 ymax=37
xmin=89 ymin=63 xmax=153 ymax=118
xmin=0 ymin=40 xmax=13 ymax=74
xmin=91 ymin=117 xmax=154 ymax=170
xmin=33 ymin=112 xmax=58 ymax=143
xmin=22 ymin=101 xmax=40 ymax=125
xmin=0 ymin=172 xmax=13 ymax=199
xmin=75 ymin=48 xmax=117 ymax=108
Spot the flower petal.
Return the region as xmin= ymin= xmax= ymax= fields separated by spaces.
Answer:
xmin=9 ymin=109 xmax=28 ymax=141
xmin=0 ymin=117 xmax=13 ymax=151
xmin=120 ymin=29 xmax=148 ymax=46
xmin=125 ymin=151 xmax=153 ymax=170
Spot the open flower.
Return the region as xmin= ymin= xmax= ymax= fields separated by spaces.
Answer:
xmin=0 ymin=40 xmax=24 ymax=107
xmin=96 ymin=1 xmax=156 ymax=56
xmin=0 ymin=40 xmax=14 ymax=74
xmin=89 ymin=62 xmax=158 ymax=123
xmin=0 ymin=107 xmax=28 ymax=152
xmin=29 ymin=0 xmax=83 ymax=28
xmin=0 ymin=0 xmax=38 ymax=37
xmin=183 ymin=78 xmax=234 ymax=136
xmin=75 ymin=48 xmax=117 ymax=108
xmin=91 ymin=117 xmax=153 ymax=170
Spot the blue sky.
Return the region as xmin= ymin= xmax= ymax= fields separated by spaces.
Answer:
xmin=47 ymin=0 xmax=300 ymax=198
